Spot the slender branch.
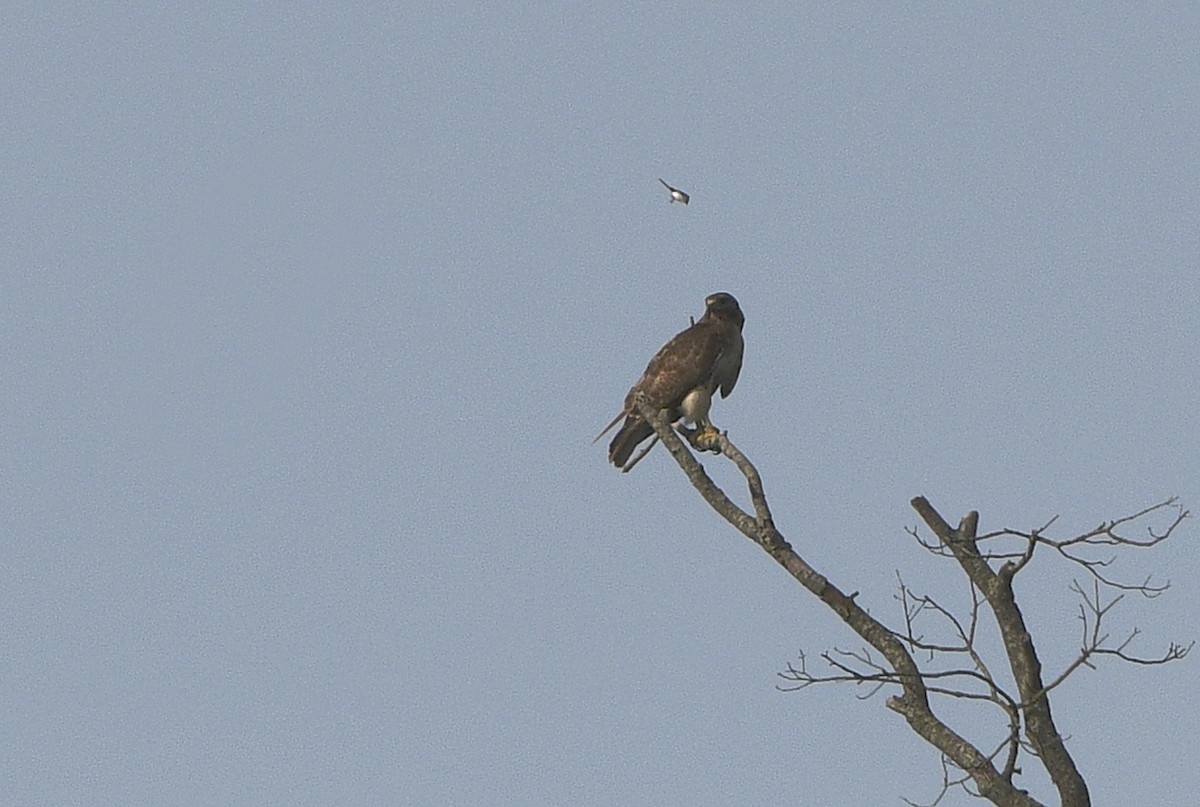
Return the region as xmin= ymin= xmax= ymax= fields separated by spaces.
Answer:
xmin=973 ymin=500 xmax=1187 ymax=595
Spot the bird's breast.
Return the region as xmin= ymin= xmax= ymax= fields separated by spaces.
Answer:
xmin=678 ymin=387 xmax=712 ymax=425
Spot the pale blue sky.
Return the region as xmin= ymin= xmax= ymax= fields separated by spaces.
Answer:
xmin=3 ymin=4 xmax=1197 ymax=805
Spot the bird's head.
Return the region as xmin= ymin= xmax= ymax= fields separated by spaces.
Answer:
xmin=704 ymin=292 xmax=745 ymax=330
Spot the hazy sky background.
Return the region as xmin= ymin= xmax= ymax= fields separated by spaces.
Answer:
xmin=3 ymin=4 xmax=1197 ymax=805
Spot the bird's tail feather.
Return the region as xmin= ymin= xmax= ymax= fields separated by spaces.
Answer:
xmin=609 ymin=418 xmax=655 ymax=470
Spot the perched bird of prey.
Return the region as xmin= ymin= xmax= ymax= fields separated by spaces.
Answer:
xmin=658 ymin=178 xmax=690 ymax=204
xmin=596 ymin=293 xmax=745 ymax=471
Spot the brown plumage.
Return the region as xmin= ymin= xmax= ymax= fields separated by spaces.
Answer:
xmin=595 ymin=293 xmax=745 ymax=471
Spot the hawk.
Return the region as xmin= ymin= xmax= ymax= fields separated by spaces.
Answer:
xmin=596 ymin=293 xmax=745 ymax=471
xmin=658 ymin=178 xmax=690 ymax=204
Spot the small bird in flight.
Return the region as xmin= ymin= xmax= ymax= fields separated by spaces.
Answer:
xmin=658 ymin=178 xmax=689 ymax=205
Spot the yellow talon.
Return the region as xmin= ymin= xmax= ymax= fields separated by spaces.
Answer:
xmin=690 ymin=425 xmax=721 ymax=452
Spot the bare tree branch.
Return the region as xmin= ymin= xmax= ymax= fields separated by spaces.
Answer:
xmin=630 ymin=393 xmax=1188 ymax=807
xmin=632 ymin=394 xmax=1048 ymax=807
xmin=960 ymin=499 xmax=1189 ymax=595
xmin=911 ymin=496 xmax=1091 ymax=807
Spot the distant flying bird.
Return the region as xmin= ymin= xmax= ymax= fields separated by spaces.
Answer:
xmin=595 ymin=293 xmax=745 ymax=472
xmin=658 ymin=178 xmax=690 ymax=205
